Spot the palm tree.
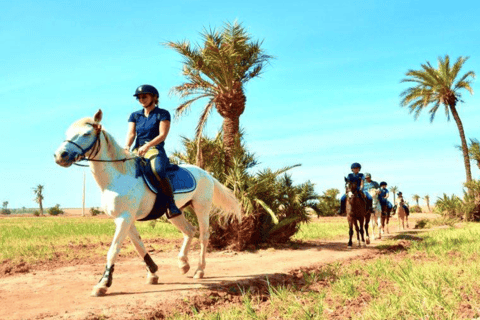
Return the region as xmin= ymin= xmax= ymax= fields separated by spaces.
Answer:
xmin=165 ymin=21 xmax=273 ymax=170
xmin=467 ymin=138 xmax=480 ymax=170
xmin=389 ymin=186 xmax=399 ymax=204
xmin=400 ymin=55 xmax=476 ymax=183
xmin=33 ymin=184 xmax=44 ymax=215
xmin=423 ymin=195 xmax=431 ymax=212
xmin=412 ymin=194 xmax=420 ymax=207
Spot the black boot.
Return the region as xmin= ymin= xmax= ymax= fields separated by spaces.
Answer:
xmin=158 ymin=177 xmax=182 ymax=219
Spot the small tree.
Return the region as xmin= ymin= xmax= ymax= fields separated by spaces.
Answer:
xmin=389 ymin=186 xmax=399 ymax=205
xmin=33 ymin=184 xmax=44 ymax=215
xmin=316 ymin=188 xmax=340 ymax=217
xmin=412 ymin=194 xmax=420 ymax=206
xmin=1 ymin=201 xmax=11 ymax=215
xmin=423 ymin=195 xmax=431 ymax=212
xmin=48 ymin=204 xmax=64 ymax=216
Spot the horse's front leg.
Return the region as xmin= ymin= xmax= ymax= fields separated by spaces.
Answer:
xmin=377 ymin=215 xmax=382 ymax=239
xmin=347 ymin=219 xmax=354 ymax=249
xmin=128 ymin=224 xmax=159 ymax=284
xmin=364 ymin=216 xmax=371 ymax=244
xmin=92 ymin=214 xmax=132 ymax=297
xmin=358 ymin=218 xmax=366 ymax=247
xmin=169 ymin=214 xmax=197 ymax=275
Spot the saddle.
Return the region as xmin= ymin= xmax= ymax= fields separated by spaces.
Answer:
xmin=135 ymin=158 xmax=197 ymax=221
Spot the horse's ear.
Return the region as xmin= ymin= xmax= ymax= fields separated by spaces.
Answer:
xmin=94 ymin=109 xmax=103 ymax=123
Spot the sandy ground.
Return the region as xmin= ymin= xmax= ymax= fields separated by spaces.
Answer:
xmin=0 ymin=212 xmax=440 ymax=320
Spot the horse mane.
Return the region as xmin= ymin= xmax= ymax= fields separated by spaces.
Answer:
xmin=101 ymin=129 xmax=136 ymax=175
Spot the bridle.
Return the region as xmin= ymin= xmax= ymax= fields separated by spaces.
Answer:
xmin=64 ymin=123 xmax=136 ymax=167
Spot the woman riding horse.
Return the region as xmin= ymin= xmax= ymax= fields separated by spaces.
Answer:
xmin=124 ymin=84 xmax=181 ymax=218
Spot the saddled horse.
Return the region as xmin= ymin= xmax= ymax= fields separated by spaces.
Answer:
xmin=368 ymin=188 xmax=382 ymax=240
xmin=395 ymin=196 xmax=409 ymax=230
xmin=54 ymin=110 xmax=242 ymax=296
xmin=344 ymin=178 xmax=369 ymax=248
xmin=380 ymin=201 xmax=392 ymax=234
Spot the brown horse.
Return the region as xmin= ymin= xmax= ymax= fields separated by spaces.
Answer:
xmin=395 ymin=196 xmax=409 ymax=230
xmin=344 ymin=178 xmax=369 ymax=248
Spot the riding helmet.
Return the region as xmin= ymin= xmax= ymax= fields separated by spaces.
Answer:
xmin=380 ymin=181 xmax=387 ymax=187
xmin=397 ymin=192 xmax=402 ymax=196
xmin=133 ymin=84 xmax=159 ymax=97
xmin=365 ymin=173 xmax=371 ymax=178
xmin=351 ymin=162 xmax=361 ymax=169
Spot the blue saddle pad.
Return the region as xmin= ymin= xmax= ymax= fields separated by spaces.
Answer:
xmin=136 ymin=159 xmax=196 ymax=195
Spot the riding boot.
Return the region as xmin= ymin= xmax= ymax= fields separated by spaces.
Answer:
xmin=158 ymin=177 xmax=182 ymax=219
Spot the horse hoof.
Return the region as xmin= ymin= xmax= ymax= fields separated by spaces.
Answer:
xmin=180 ymin=264 xmax=190 ymax=275
xmin=378 ymin=235 xmax=381 ymax=239
xmin=91 ymin=286 xmax=108 ymax=297
xmin=147 ymin=274 xmax=159 ymax=285
xmin=362 ymin=243 xmax=367 ymax=248
xmin=347 ymin=245 xmax=352 ymax=250
xmin=193 ymin=270 xmax=204 ymax=279
xmin=366 ymin=238 xmax=371 ymax=245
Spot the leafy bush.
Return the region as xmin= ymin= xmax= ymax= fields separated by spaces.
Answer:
xmin=316 ymin=189 xmax=340 ymax=217
xmin=172 ymin=131 xmax=318 ymax=250
xmin=33 ymin=210 xmax=40 ymax=216
xmin=90 ymin=207 xmax=105 ymax=216
xmin=48 ymin=204 xmax=64 ymax=216
xmin=409 ymin=205 xmax=422 ymax=213
xmin=1 ymin=208 xmax=11 ymax=215
xmin=434 ymin=194 xmax=463 ymax=219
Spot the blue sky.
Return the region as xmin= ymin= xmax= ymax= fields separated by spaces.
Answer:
xmin=2 ymin=0 xmax=480 ymax=209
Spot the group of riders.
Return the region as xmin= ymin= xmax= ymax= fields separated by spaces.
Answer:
xmin=340 ymin=162 xmax=410 ymax=217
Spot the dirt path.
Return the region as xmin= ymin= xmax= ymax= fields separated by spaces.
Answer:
xmin=0 ymin=214 xmax=437 ymax=320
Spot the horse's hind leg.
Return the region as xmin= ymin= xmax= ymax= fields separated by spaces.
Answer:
xmin=128 ymin=224 xmax=159 ymax=284
xmin=169 ymin=213 xmax=197 ymax=275
xmin=191 ymin=200 xmax=212 ymax=279
xmin=364 ymin=216 xmax=371 ymax=244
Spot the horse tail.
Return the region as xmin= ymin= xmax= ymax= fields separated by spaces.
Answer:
xmin=212 ymin=177 xmax=242 ymax=223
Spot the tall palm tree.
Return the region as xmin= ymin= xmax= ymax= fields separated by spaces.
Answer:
xmin=467 ymin=138 xmax=480 ymax=170
xmin=400 ymin=55 xmax=476 ymax=183
xmin=423 ymin=195 xmax=431 ymax=212
xmin=389 ymin=186 xmax=399 ymax=204
xmin=412 ymin=194 xmax=420 ymax=207
xmin=33 ymin=184 xmax=44 ymax=215
xmin=165 ymin=21 xmax=273 ymax=170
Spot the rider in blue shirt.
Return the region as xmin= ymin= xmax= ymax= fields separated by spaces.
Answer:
xmin=124 ymin=84 xmax=182 ymax=218
xmin=340 ymin=163 xmax=372 ymax=214
xmin=378 ymin=181 xmax=390 ymax=215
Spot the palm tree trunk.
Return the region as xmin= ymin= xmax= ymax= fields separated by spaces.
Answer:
xmin=450 ymin=104 xmax=472 ymax=183
xmin=222 ymin=115 xmax=240 ymax=172
xmin=195 ymin=137 xmax=204 ymax=169
xmin=39 ymin=201 xmax=44 ymax=215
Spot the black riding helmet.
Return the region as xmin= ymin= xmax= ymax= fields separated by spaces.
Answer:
xmin=133 ymin=84 xmax=159 ymax=97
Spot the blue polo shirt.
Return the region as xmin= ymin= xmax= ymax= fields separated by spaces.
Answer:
xmin=128 ymin=107 xmax=171 ymax=150
xmin=363 ymin=180 xmax=379 ymax=193
xmin=379 ymin=188 xmax=389 ymax=205
xmin=347 ymin=173 xmax=364 ymax=190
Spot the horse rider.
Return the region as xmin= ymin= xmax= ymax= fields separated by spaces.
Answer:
xmin=124 ymin=84 xmax=182 ymax=218
xmin=363 ymin=173 xmax=379 ymax=212
xmin=394 ymin=192 xmax=410 ymax=216
xmin=378 ymin=181 xmax=390 ymax=215
xmin=340 ymin=162 xmax=372 ymax=214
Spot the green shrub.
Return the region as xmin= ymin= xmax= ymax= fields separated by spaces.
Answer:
xmin=48 ymin=204 xmax=64 ymax=216
xmin=1 ymin=208 xmax=11 ymax=215
xmin=90 ymin=207 xmax=104 ymax=216
xmin=409 ymin=205 xmax=422 ymax=213
xmin=33 ymin=210 xmax=40 ymax=216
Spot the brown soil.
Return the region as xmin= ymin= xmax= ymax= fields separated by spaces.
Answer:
xmin=0 ymin=213 xmax=441 ymax=320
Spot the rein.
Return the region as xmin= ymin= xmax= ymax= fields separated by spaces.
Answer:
xmin=65 ymin=124 xmax=137 ymax=167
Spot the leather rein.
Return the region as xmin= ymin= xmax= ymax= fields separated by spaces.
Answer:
xmin=65 ymin=124 xmax=136 ymax=167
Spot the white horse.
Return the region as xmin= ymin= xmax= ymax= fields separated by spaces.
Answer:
xmin=395 ymin=197 xmax=409 ymax=230
xmin=368 ymin=188 xmax=382 ymax=240
xmin=54 ymin=110 xmax=242 ymax=297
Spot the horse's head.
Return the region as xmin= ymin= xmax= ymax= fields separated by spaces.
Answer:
xmin=344 ymin=177 xmax=358 ymax=199
xmin=54 ymin=110 xmax=103 ymax=167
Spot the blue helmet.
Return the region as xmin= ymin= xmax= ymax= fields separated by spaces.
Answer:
xmin=133 ymin=84 xmax=159 ymax=97
xmin=380 ymin=181 xmax=387 ymax=187
xmin=397 ymin=192 xmax=402 ymax=196
xmin=351 ymin=162 xmax=361 ymax=169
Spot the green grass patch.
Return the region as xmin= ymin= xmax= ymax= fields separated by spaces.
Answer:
xmin=294 ymin=217 xmax=348 ymax=241
xmin=159 ymin=223 xmax=480 ymax=319
xmin=0 ymin=216 xmax=182 ymax=264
